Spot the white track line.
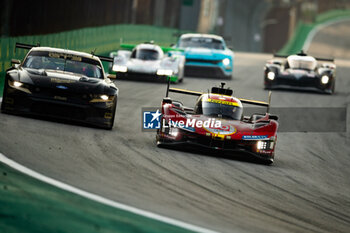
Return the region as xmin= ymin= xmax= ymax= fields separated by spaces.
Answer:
xmin=303 ymin=17 xmax=350 ymax=52
xmin=0 ymin=153 xmax=219 ymax=233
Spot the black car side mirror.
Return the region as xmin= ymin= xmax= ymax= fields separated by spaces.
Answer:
xmin=11 ymin=59 xmax=21 ymax=66
xmin=107 ymin=74 xmax=116 ymax=79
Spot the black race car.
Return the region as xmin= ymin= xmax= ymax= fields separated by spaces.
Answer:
xmin=264 ymin=51 xmax=336 ymax=94
xmin=1 ymin=43 xmax=119 ymax=129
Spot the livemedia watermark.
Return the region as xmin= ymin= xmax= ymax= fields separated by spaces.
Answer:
xmin=141 ymin=107 xmax=347 ymax=133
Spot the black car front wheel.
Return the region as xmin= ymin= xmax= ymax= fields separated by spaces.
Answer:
xmin=262 ymin=158 xmax=274 ymax=165
xmin=331 ymin=81 xmax=335 ymax=94
xmin=324 ymin=81 xmax=335 ymax=95
xmin=105 ymin=98 xmax=117 ymax=130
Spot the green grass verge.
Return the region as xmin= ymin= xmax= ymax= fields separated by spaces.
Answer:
xmin=279 ymin=9 xmax=350 ymax=55
xmin=0 ymin=162 xmax=197 ymax=233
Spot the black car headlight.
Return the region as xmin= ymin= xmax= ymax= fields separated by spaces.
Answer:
xmin=321 ymin=75 xmax=329 ymax=84
xmin=267 ymin=71 xmax=275 ymax=80
xmin=89 ymin=94 xmax=114 ymax=103
xmin=8 ymin=80 xmax=32 ymax=94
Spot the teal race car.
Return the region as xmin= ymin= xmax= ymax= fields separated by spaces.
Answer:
xmin=171 ymin=33 xmax=234 ymax=79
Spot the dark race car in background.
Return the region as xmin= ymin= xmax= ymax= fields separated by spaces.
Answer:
xmin=1 ymin=43 xmax=119 ymax=129
xmin=157 ymin=82 xmax=278 ymax=164
xmin=264 ymin=51 xmax=336 ymax=94
xmin=171 ymin=33 xmax=234 ymax=79
xmin=109 ymin=42 xmax=185 ymax=83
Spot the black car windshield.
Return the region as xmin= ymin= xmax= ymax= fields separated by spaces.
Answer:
xmin=198 ymin=100 xmax=242 ymax=120
xmin=22 ymin=51 xmax=103 ymax=79
xmin=286 ymin=55 xmax=317 ymax=70
xmin=178 ymin=37 xmax=225 ymax=50
xmin=135 ymin=49 xmax=159 ymax=60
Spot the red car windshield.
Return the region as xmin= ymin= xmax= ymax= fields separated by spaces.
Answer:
xmin=196 ymin=100 xmax=242 ymax=120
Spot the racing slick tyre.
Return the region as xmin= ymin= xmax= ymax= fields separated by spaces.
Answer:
xmin=156 ymin=132 xmax=163 ymax=147
xmin=105 ymin=99 xmax=117 ymax=130
xmin=0 ymin=97 xmax=5 ymax=113
xmin=262 ymin=158 xmax=274 ymax=165
xmin=171 ymin=77 xmax=183 ymax=84
xmin=1 ymin=82 xmax=9 ymax=113
xmin=156 ymin=131 xmax=169 ymax=148
xmin=264 ymin=84 xmax=272 ymax=90
xmin=324 ymin=82 xmax=335 ymax=95
xmin=330 ymin=81 xmax=335 ymax=94
xmin=0 ymin=101 xmax=5 ymax=113
xmin=225 ymin=74 xmax=233 ymax=80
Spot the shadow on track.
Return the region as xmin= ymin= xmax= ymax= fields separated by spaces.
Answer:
xmin=0 ymin=111 xmax=110 ymax=131
xmin=263 ymin=87 xmax=334 ymax=95
xmin=157 ymin=143 xmax=273 ymax=166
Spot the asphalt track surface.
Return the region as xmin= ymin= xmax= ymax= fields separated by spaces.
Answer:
xmin=1 ymin=23 xmax=350 ymax=232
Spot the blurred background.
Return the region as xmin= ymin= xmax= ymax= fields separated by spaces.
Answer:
xmin=1 ymin=0 xmax=350 ymax=79
xmin=1 ymin=0 xmax=350 ymax=51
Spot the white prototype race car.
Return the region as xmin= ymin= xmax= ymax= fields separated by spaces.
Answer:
xmin=109 ymin=42 xmax=185 ymax=83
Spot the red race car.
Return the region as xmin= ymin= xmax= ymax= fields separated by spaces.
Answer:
xmin=156 ymin=82 xmax=279 ymax=164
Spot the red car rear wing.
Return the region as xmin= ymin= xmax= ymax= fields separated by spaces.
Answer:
xmin=166 ymin=82 xmax=271 ymax=112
